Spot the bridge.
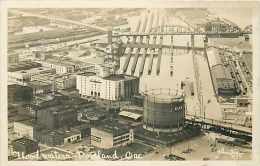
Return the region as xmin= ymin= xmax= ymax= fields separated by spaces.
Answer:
xmin=113 ymin=23 xmax=252 ymax=37
xmin=9 ymin=9 xmax=108 ymax=32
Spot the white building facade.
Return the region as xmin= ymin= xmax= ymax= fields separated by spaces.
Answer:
xmin=91 ymin=127 xmax=134 ymax=149
xmin=76 ymin=73 xmax=139 ymax=101
xmin=13 ymin=121 xmax=34 ymax=139
xmin=8 ymin=67 xmax=55 ymax=86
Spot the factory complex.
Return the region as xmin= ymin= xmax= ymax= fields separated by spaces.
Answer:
xmin=7 ymin=8 xmax=252 ymax=161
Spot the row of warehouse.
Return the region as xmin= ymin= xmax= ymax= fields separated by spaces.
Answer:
xmin=207 ymin=48 xmax=239 ymax=97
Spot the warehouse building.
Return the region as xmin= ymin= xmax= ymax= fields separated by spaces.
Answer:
xmin=211 ymin=64 xmax=237 ymax=96
xmin=91 ymin=124 xmax=134 ymax=149
xmin=76 ymin=72 xmax=139 ymax=101
xmin=40 ymin=59 xmax=75 ymax=74
xmin=8 ymin=51 xmax=19 ymax=64
xmin=8 ymin=61 xmax=41 ymax=72
xmin=31 ymin=72 xmax=76 ymax=90
xmin=37 ymin=105 xmax=77 ymax=130
xmin=8 ymin=84 xmax=33 ymax=103
xmin=35 ymin=128 xmax=82 ymax=146
xmin=28 ymin=80 xmax=52 ymax=95
xmin=32 ymin=96 xmax=92 ymax=130
xmin=12 ymin=137 xmax=39 ymax=156
xmin=13 ymin=120 xmax=41 ymax=140
xmin=8 ymin=67 xmax=55 ymax=86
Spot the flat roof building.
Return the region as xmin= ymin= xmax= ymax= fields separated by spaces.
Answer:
xmin=13 ymin=120 xmax=42 ymax=140
xmin=8 ymin=84 xmax=33 ymax=103
xmin=8 ymin=67 xmax=55 ymax=86
xmin=35 ymin=128 xmax=82 ymax=146
xmin=76 ymin=72 xmax=139 ymax=101
xmin=8 ymin=61 xmax=41 ymax=72
xmin=8 ymin=51 xmax=19 ymax=64
xmin=28 ymin=80 xmax=52 ymax=95
xmin=91 ymin=123 xmax=134 ymax=149
xmin=40 ymin=59 xmax=75 ymax=74
xmin=12 ymin=137 xmax=39 ymax=156
xmin=211 ymin=64 xmax=237 ymax=96
xmin=31 ymin=73 xmax=76 ymax=90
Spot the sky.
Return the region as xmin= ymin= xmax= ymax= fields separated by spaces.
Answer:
xmin=208 ymin=8 xmax=252 ymax=29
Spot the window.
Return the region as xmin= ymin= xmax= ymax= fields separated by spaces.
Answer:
xmin=91 ymin=135 xmax=101 ymax=143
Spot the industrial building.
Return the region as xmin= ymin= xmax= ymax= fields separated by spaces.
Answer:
xmin=34 ymin=128 xmax=82 ymax=146
xmin=8 ymin=61 xmax=41 ymax=72
xmin=143 ymin=89 xmax=185 ymax=133
xmin=211 ymin=64 xmax=237 ymax=96
xmin=39 ymin=58 xmax=92 ymax=74
xmin=13 ymin=120 xmax=40 ymax=140
xmin=31 ymin=72 xmax=76 ymax=90
xmin=207 ymin=48 xmax=238 ymax=97
xmin=8 ymin=67 xmax=55 ymax=86
xmin=31 ymin=96 xmax=93 ymax=130
xmin=12 ymin=137 xmax=39 ymax=156
xmin=40 ymin=59 xmax=75 ymax=74
xmin=28 ymin=80 xmax=52 ymax=95
xmin=13 ymin=119 xmax=87 ymax=147
xmin=8 ymin=84 xmax=33 ymax=103
xmin=91 ymin=124 xmax=134 ymax=149
xmin=8 ymin=51 xmax=19 ymax=64
xmin=76 ymin=72 xmax=139 ymax=101
xmin=36 ymin=104 xmax=78 ymax=130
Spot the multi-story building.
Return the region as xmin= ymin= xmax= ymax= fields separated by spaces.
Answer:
xmin=13 ymin=120 xmax=42 ymax=140
xmin=8 ymin=51 xmax=19 ymax=64
xmin=28 ymin=80 xmax=53 ymax=95
xmin=8 ymin=67 xmax=55 ymax=86
xmin=40 ymin=59 xmax=75 ymax=74
xmin=31 ymin=73 xmax=76 ymax=90
xmin=11 ymin=138 xmax=39 ymax=156
xmin=8 ymin=84 xmax=33 ymax=103
xmin=35 ymin=128 xmax=82 ymax=146
xmin=91 ymin=124 xmax=134 ymax=149
xmin=37 ymin=105 xmax=78 ymax=130
xmin=211 ymin=64 xmax=237 ymax=96
xmin=76 ymin=72 xmax=139 ymax=101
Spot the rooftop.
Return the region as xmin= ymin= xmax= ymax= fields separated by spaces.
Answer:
xmin=119 ymin=110 xmax=142 ymax=121
xmin=39 ymin=128 xmax=81 ymax=138
xmin=36 ymin=95 xmax=92 ymax=112
xmin=103 ymin=74 xmax=137 ymax=81
xmin=77 ymin=72 xmax=96 ymax=77
xmin=28 ymin=80 xmax=52 ymax=87
xmin=94 ymin=121 xmax=129 ymax=137
xmin=8 ymin=61 xmax=41 ymax=72
xmin=10 ymin=67 xmax=55 ymax=75
xmin=211 ymin=64 xmax=232 ymax=80
xmin=44 ymin=59 xmax=75 ymax=67
xmin=12 ymin=137 xmax=37 ymax=146
xmin=14 ymin=119 xmax=43 ymax=129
